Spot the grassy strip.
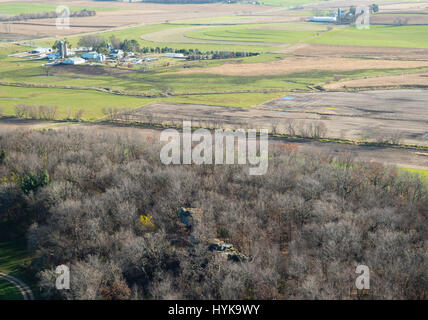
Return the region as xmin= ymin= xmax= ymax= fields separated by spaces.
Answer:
xmin=399 ymin=168 xmax=428 ymax=183
xmin=0 ymin=84 xmax=160 ymax=120
xmin=0 ymin=43 xmax=32 ymax=58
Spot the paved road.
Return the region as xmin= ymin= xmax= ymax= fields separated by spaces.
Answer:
xmin=0 ymin=273 xmax=34 ymax=300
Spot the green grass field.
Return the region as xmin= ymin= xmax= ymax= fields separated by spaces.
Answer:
xmin=186 ymin=22 xmax=327 ymax=44
xmin=0 ymin=85 xmax=160 ymax=120
xmin=0 ymin=2 xmax=115 ymax=15
xmin=307 ymin=25 xmax=428 ymax=48
xmin=0 ymin=43 xmax=31 ymax=58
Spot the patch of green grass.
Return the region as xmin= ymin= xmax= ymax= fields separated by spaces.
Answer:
xmin=149 ymin=72 xmax=306 ymax=94
xmin=0 ymin=2 xmax=115 ymax=15
xmin=0 ymin=85 xmax=161 ymax=120
xmin=0 ymin=240 xmax=32 ymax=275
xmin=0 ymin=278 xmax=22 ymax=300
xmin=307 ymin=25 xmax=428 ymax=48
xmin=0 ymin=43 xmax=31 ymax=58
xmin=0 ymin=239 xmax=38 ymax=300
xmin=287 ymin=11 xmax=316 ymax=17
xmin=400 ymin=168 xmax=428 ymax=183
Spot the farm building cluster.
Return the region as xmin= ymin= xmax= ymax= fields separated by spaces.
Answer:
xmin=309 ymin=4 xmax=379 ymax=25
xmin=16 ymin=39 xmax=259 ymax=69
xmin=19 ymin=41 xmax=164 ymax=67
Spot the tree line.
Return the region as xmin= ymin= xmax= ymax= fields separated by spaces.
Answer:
xmin=14 ymin=104 xmax=84 ymax=121
xmin=77 ymin=35 xmax=259 ymax=60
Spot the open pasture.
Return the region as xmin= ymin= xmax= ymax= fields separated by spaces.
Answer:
xmin=307 ymin=25 xmax=428 ymax=48
xmin=400 ymin=168 xmax=428 ymax=183
xmin=0 ymin=85 xmax=158 ymax=120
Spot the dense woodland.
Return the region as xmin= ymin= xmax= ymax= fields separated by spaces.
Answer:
xmin=0 ymin=128 xmax=427 ymax=299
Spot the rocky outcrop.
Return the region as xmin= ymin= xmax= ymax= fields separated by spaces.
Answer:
xmin=179 ymin=207 xmax=203 ymax=230
xmin=208 ymin=238 xmax=247 ymax=262
xmin=178 ymin=207 xmax=246 ymax=262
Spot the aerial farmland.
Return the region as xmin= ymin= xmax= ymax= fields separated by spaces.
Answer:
xmin=1 ymin=0 xmax=428 ymax=303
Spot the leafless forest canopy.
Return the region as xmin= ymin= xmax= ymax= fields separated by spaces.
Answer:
xmin=0 ymin=128 xmax=427 ymax=299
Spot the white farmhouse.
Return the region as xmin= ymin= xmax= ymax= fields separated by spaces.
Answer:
xmin=164 ymin=53 xmax=185 ymax=59
xmin=31 ymin=47 xmax=53 ymax=54
xmin=62 ymin=57 xmax=86 ymax=65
